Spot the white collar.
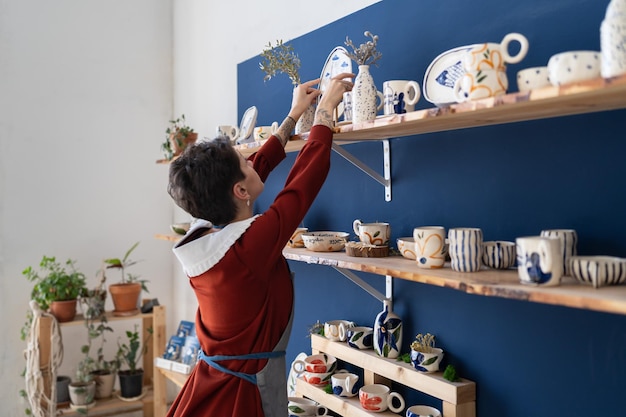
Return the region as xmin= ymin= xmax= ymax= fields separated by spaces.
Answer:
xmin=172 ymin=215 xmax=259 ymax=277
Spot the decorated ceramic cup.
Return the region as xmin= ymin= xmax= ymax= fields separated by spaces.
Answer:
xmin=454 ymin=69 xmax=508 ymax=102
xmin=516 ymin=236 xmax=564 ymax=286
xmin=410 ymin=347 xmax=444 ymax=372
xmin=540 ymin=229 xmax=578 ymax=276
xmin=461 ymin=32 xmax=529 ymax=72
xmin=324 ymin=320 xmax=355 ymax=342
xmin=482 ymin=241 xmax=516 ymax=269
xmin=216 ymin=124 xmax=240 ymax=144
xmin=548 ymin=51 xmax=601 ymax=86
xmin=516 ymin=66 xmax=551 ymax=92
xmin=287 ymin=397 xmax=329 ymax=416
xmin=406 ymin=405 xmax=442 ymax=417
xmin=346 ymin=326 xmax=374 ymax=350
xmin=413 ymin=226 xmax=447 ymax=269
xmin=383 ymin=80 xmax=421 ymax=115
xmin=287 ymin=227 xmax=308 ymax=248
xmin=253 ymin=122 xmax=278 ymax=141
xmin=359 ymin=384 xmax=405 ymax=413
xmin=331 ymin=371 xmax=359 ymax=397
xmin=448 ymin=228 xmax=484 ymax=272
xmin=353 ymin=220 xmax=391 ymax=246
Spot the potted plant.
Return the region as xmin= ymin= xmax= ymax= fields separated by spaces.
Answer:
xmin=161 ymin=114 xmax=197 ymax=160
xmin=22 ymin=256 xmax=87 ymax=322
xmin=105 ymin=242 xmax=149 ymax=316
xmin=259 ymin=40 xmax=314 ymax=134
xmin=409 ymin=332 xmax=444 ymax=373
xmin=116 ymin=324 xmax=152 ymax=399
xmin=80 ymin=263 xmax=108 ymax=320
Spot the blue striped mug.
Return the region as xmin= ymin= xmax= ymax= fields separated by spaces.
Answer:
xmin=448 ymin=228 xmax=483 ymax=272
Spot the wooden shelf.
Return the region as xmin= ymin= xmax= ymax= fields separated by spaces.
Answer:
xmin=295 ymin=335 xmax=475 ymax=417
xmin=57 ymin=389 xmax=153 ymax=416
xmin=232 ymin=74 xmax=626 ymax=157
xmin=157 ymin=368 xmax=189 ymax=389
xmin=283 ymin=247 xmax=626 ymax=316
xmin=60 ymin=310 xmax=154 ymax=327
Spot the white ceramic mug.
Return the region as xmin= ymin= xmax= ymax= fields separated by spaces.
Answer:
xmin=288 ymin=397 xmax=329 ymax=416
xmin=359 ymin=384 xmax=405 ymax=413
xmin=454 ymin=69 xmax=508 ymax=102
xmin=323 ymin=320 xmax=355 ymax=342
xmin=548 ymin=51 xmax=601 ymax=86
xmin=462 ymin=32 xmax=529 ymax=71
xmin=253 ymin=121 xmax=278 ymax=141
xmin=406 ymin=405 xmax=442 ymax=417
xmin=346 ymin=326 xmax=374 ymax=350
xmin=413 ymin=226 xmax=447 ymax=269
xmin=291 ymin=353 xmax=337 ymax=374
xmin=353 ymin=220 xmax=391 ymax=246
xmin=342 ymin=91 xmax=353 ymax=122
xmin=516 ymin=236 xmax=563 ymax=286
xmin=516 ymin=66 xmax=551 ymax=92
xmin=482 ymin=241 xmax=516 ymax=269
xmin=216 ymin=124 xmax=240 ymax=143
xmin=448 ymin=227 xmax=484 ymax=272
xmin=383 ymin=80 xmax=421 ymax=115
xmin=331 ymin=371 xmax=359 ymax=397
xmin=540 ymin=229 xmax=578 ymax=276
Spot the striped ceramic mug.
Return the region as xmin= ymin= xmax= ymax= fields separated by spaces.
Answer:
xmin=540 ymin=229 xmax=578 ymax=276
xmin=448 ymin=228 xmax=484 ymax=272
xmin=482 ymin=241 xmax=516 ymax=269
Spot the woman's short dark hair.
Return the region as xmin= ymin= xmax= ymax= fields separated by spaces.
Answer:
xmin=167 ymin=137 xmax=245 ymax=226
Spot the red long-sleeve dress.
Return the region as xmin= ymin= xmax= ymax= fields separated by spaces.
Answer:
xmin=168 ymin=125 xmax=333 ymax=417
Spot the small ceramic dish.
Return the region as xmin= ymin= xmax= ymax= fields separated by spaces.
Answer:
xmin=569 ymin=256 xmax=626 ymax=288
xmin=396 ymin=237 xmax=416 ymax=260
xmin=170 ymin=222 xmax=190 ymax=235
xmin=423 ymin=45 xmax=473 ymax=106
xmin=302 ymin=231 xmax=349 ymax=252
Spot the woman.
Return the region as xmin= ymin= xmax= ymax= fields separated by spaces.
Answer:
xmin=166 ymin=73 xmax=354 ymax=417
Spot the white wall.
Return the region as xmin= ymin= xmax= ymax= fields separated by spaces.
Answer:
xmin=1 ymin=0 xmax=378 ymax=414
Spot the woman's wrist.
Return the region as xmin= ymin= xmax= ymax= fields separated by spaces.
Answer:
xmin=313 ymin=106 xmax=334 ymax=130
xmin=274 ymin=115 xmax=297 ymax=147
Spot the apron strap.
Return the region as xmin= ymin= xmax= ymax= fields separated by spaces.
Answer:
xmin=197 ymin=349 xmax=286 ymax=385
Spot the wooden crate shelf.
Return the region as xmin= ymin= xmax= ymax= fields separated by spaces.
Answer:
xmin=295 ymin=334 xmax=476 ymax=417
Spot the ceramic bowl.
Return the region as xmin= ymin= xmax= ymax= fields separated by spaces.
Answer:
xmin=548 ymin=51 xmax=601 ymax=86
xmin=170 ymin=222 xmax=190 ymax=235
xmin=516 ymin=66 xmax=551 ymax=92
xmin=406 ymin=405 xmax=442 ymax=417
xmin=410 ymin=347 xmax=444 ymax=372
xmin=396 ymin=237 xmax=416 ymax=260
xmin=302 ymin=231 xmax=349 ymax=252
xmin=569 ymin=256 xmax=626 ymax=288
xmin=482 ymin=241 xmax=516 ymax=269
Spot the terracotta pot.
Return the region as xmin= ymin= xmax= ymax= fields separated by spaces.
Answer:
xmin=169 ymin=131 xmax=198 ymax=156
xmin=49 ymin=299 xmax=78 ymax=322
xmin=109 ymin=282 xmax=142 ymax=316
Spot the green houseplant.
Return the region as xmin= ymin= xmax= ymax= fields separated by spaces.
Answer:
xmin=161 ymin=114 xmax=197 ymax=160
xmin=105 ymin=242 xmax=149 ymax=317
xmin=116 ymin=324 xmax=152 ymax=399
xmin=22 ymin=256 xmax=87 ymax=322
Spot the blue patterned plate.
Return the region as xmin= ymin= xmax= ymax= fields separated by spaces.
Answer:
xmin=423 ymin=45 xmax=475 ymax=107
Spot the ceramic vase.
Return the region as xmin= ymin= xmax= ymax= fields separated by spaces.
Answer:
xmin=373 ymin=299 xmax=402 ymax=358
xmin=352 ymin=65 xmax=377 ymax=124
xmin=295 ymin=102 xmax=315 ymax=135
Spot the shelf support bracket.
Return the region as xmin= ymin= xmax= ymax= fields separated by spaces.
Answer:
xmin=333 ymin=267 xmax=393 ymax=305
xmin=332 ymin=140 xmax=391 ymax=201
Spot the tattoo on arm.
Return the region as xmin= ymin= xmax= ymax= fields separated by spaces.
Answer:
xmin=313 ymin=108 xmax=334 ymax=129
xmin=274 ymin=116 xmax=296 ymax=147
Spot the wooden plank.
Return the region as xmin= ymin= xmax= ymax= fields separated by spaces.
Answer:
xmin=157 ymin=368 xmax=189 ymax=389
xmin=284 ymin=247 xmax=626 ymax=315
xmin=311 ymin=335 xmax=475 ymax=405
xmin=38 ymin=316 xmax=52 ymax=409
xmin=56 ymin=389 xmax=153 ymax=416
xmin=59 ymin=310 xmax=154 ymax=328
xmin=151 ymin=305 xmax=168 ymax=417
xmin=443 ymin=401 xmax=476 ymax=417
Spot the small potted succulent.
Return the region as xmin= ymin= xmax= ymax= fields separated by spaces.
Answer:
xmin=161 ymin=114 xmax=197 ymax=160
xmin=410 ymin=332 xmax=444 ymax=373
xmin=105 ymin=242 xmax=149 ymax=316
xmin=22 ymin=256 xmax=87 ymax=322
xmin=259 ymin=40 xmax=314 ymax=134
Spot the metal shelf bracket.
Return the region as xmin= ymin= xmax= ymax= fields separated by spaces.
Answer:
xmin=333 ymin=267 xmax=393 ymax=305
xmin=332 ymin=140 xmax=391 ymax=201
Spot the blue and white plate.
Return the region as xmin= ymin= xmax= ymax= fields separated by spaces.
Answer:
xmin=319 ymin=46 xmax=353 ymax=94
xmin=423 ymin=45 xmax=475 ymax=107
xmin=236 ymin=105 xmax=258 ymax=144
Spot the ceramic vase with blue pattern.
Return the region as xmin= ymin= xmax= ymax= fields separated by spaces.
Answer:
xmin=373 ymin=299 xmax=402 ymax=359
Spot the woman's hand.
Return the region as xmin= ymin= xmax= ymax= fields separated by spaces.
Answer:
xmin=315 ymin=72 xmax=355 ymax=129
xmin=288 ymin=78 xmax=322 ymax=121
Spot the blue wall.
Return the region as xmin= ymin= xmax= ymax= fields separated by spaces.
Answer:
xmin=238 ymin=1 xmax=626 ymax=415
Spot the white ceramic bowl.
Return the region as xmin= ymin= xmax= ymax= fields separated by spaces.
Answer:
xmin=396 ymin=237 xmax=416 ymax=260
xmin=548 ymin=51 xmax=601 ymax=86
xmin=516 ymin=66 xmax=551 ymax=92
xmin=569 ymin=256 xmax=626 ymax=288
xmin=302 ymin=231 xmax=349 ymax=252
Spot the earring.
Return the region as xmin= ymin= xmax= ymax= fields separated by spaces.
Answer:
xmin=247 ymin=199 xmax=250 ymax=207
